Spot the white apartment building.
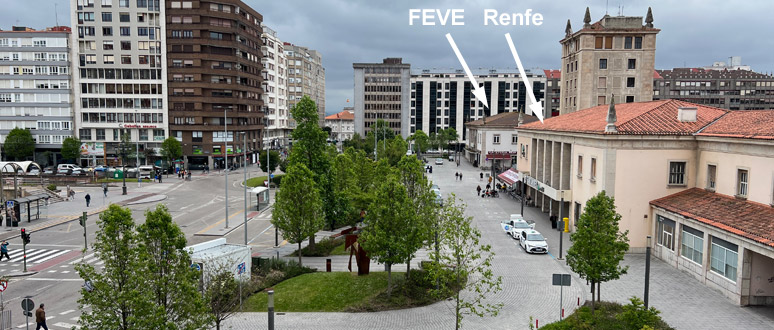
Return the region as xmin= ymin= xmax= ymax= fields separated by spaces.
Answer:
xmin=284 ymin=42 xmax=325 ymax=128
xmin=410 ymin=69 xmax=546 ymax=146
xmin=71 ymin=0 xmax=167 ymax=166
xmin=324 ymin=108 xmax=354 ymax=142
xmin=260 ymin=24 xmax=289 ymax=149
xmin=0 ymin=27 xmax=73 ymax=165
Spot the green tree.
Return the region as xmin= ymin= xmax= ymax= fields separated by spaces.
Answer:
xmin=329 ymin=152 xmax=358 ymax=226
xmin=410 ymin=130 xmax=430 ymax=156
xmin=359 ymin=174 xmax=413 ymax=296
xmin=271 ymin=163 xmax=324 ymax=266
xmin=4 ymin=127 xmax=35 ymax=160
xmin=396 ymin=155 xmax=436 ymax=278
xmin=427 ymin=195 xmax=502 ymax=330
xmin=135 ymin=205 xmax=211 ymax=329
xmin=75 ymin=204 xmax=143 ymax=330
xmin=346 ymin=148 xmax=376 ymax=213
xmin=278 ymin=157 xmax=288 ymax=173
xmin=205 ymin=270 xmax=246 ymax=330
xmin=61 ymin=136 xmax=82 ymax=162
xmin=160 ymin=137 xmax=183 ymax=177
xmin=442 ymin=128 xmax=459 ymax=153
xmin=342 ymin=132 xmax=365 ymax=151
xmin=258 ymin=150 xmax=280 ymax=173
xmin=566 ymin=191 xmax=630 ymax=314
xmin=429 ymin=132 xmax=440 ymax=151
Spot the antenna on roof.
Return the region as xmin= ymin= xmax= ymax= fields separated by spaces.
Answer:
xmin=606 ymin=0 xmax=609 ymax=15
xmin=55 ymin=3 xmax=59 ymax=27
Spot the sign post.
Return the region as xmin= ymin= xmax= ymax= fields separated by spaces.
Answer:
xmin=21 ymin=297 xmax=34 ymax=330
xmin=552 ymin=274 xmax=571 ymax=320
xmin=0 ymin=278 xmax=6 ymax=326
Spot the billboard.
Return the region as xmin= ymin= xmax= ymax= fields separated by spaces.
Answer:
xmin=80 ymin=142 xmax=105 ymax=156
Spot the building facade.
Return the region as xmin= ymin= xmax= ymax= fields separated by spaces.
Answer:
xmin=324 ymin=108 xmax=354 ymax=144
xmin=0 ymin=26 xmax=73 ymax=165
xmin=653 ymin=67 xmax=774 ymax=110
xmin=353 ymin=58 xmax=411 ymax=138
xmin=410 ymin=68 xmax=546 ymax=145
xmin=543 ymin=69 xmax=561 ymax=118
xmin=284 ymin=42 xmax=325 ymax=127
xmin=71 ymin=0 xmax=167 ymax=166
xmin=559 ymin=8 xmax=659 ymax=115
xmin=166 ymin=0 xmax=265 ymax=170
xmin=465 ymin=111 xmax=538 ymax=171
xmin=261 ymin=24 xmax=289 ymax=149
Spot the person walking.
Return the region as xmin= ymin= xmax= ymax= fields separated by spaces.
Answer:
xmin=66 ymin=185 xmax=71 ymax=201
xmin=85 ymin=193 xmax=91 ymax=207
xmin=476 ymin=185 xmax=482 ymax=196
xmin=103 ymin=185 xmax=108 ymax=197
xmin=459 ymin=173 xmax=462 ymax=180
xmin=455 ymin=172 xmax=459 ymax=181
xmin=35 ymin=303 xmax=48 ymax=330
xmin=480 ymin=172 xmax=483 ymax=181
xmin=0 ymin=241 xmax=10 ymax=261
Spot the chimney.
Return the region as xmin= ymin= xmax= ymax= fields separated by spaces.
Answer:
xmin=517 ymin=112 xmax=524 ymax=126
xmin=605 ymin=94 xmax=618 ymax=133
xmin=677 ymin=107 xmax=697 ymax=122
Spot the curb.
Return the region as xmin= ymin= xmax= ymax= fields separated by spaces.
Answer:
xmin=194 ymin=205 xmax=273 ymax=237
xmin=5 ymin=271 xmax=38 ymax=278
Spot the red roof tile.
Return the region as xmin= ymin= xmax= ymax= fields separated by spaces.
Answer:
xmin=650 ymin=188 xmax=774 ymax=247
xmin=325 ymin=110 xmax=354 ymax=121
xmin=544 ymin=69 xmax=561 ymax=79
xmin=653 ymin=70 xmax=662 ymax=79
xmin=519 ymin=99 xmax=728 ymax=135
xmin=698 ymin=110 xmax=774 ymax=140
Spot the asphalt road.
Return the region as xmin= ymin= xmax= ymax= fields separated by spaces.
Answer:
xmin=0 ymin=166 xmax=277 ymax=329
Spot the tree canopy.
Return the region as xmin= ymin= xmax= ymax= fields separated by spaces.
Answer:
xmin=4 ymin=127 xmax=35 ymax=160
xmin=258 ymin=150 xmax=280 ymax=173
xmin=271 ymin=163 xmax=324 ymax=266
xmin=61 ymin=136 xmax=82 ymax=162
xmin=160 ymin=137 xmax=183 ymax=171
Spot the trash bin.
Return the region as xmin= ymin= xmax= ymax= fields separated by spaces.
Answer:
xmin=550 ymin=215 xmax=558 ymax=229
xmin=112 ymin=169 xmax=124 ymax=179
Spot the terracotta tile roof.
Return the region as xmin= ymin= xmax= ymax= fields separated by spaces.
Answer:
xmin=466 ymin=112 xmax=539 ymax=128
xmin=653 ymin=70 xmax=662 ymax=79
xmin=325 ymin=110 xmax=354 ymax=121
xmin=650 ymin=188 xmax=774 ymax=247
xmin=544 ymin=70 xmax=561 ymax=79
xmin=519 ymin=99 xmax=728 ymax=135
xmin=698 ymin=110 xmax=774 ymax=140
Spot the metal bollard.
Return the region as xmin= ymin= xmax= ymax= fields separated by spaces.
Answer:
xmin=268 ymin=289 xmax=274 ymax=330
xmin=326 ymin=258 xmax=332 ymax=272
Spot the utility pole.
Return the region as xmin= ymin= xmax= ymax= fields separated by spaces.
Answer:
xmin=135 ymin=110 xmax=140 ymax=188
xmin=645 ymin=235 xmax=652 ymax=308
xmin=225 ymin=109 xmax=229 ymax=228
xmin=242 ymin=132 xmax=248 ymax=245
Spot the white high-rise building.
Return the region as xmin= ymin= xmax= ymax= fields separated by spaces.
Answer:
xmin=70 ymin=0 xmax=167 ymax=166
xmin=260 ymin=24 xmax=289 ymax=148
xmin=0 ymin=26 xmax=73 ymax=165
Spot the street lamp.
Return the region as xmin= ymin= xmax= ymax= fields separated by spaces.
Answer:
xmin=644 ymin=235 xmax=652 ymax=308
xmin=242 ymin=132 xmax=247 ymax=245
xmin=135 ymin=109 xmax=141 ymax=188
xmin=225 ymin=108 xmax=229 ymax=229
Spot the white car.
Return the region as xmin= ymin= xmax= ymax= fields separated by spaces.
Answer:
xmin=500 ymin=219 xmax=531 ymax=235
xmin=510 ymin=214 xmax=524 ymax=221
xmin=435 ymin=158 xmax=443 ymax=165
xmin=520 ymin=230 xmax=548 ymax=254
xmin=508 ymin=220 xmax=535 ymax=239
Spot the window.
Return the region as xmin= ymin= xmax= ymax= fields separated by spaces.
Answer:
xmin=626 ymin=77 xmax=636 ymax=88
xmin=120 ymin=27 xmax=130 ymax=36
xmin=103 ymin=40 xmax=114 ymax=50
xmin=599 ymin=59 xmax=607 ymax=70
xmin=119 ymin=0 xmax=129 ymax=7
xmin=597 ymin=95 xmax=606 ymax=105
xmin=669 ymin=161 xmax=686 ymax=185
xmin=119 ymin=13 xmax=130 ymax=22
xmin=103 ymin=55 xmax=114 ymax=64
xmin=102 ymin=12 xmax=112 ymax=22
xmin=625 ymin=36 xmax=633 ymax=49
xmin=625 ymin=96 xmax=635 ymax=103
xmin=139 ymin=129 xmax=148 ymax=141
xmin=604 ymin=36 xmax=612 ymax=49
xmin=102 ymin=0 xmax=112 ymax=6
xmin=192 ymin=131 xmax=202 ymax=142
xmin=710 ymin=237 xmax=738 ymax=281
xmin=577 ymin=155 xmax=583 ymax=178
xmin=737 ymin=169 xmax=749 ymax=197
xmin=96 ymin=129 xmax=106 ymax=140
xmin=102 ymin=27 xmax=113 ymax=36
xmin=137 ymin=27 xmax=148 ymax=36
xmin=634 ymin=37 xmax=643 ymax=49
xmin=511 ymin=134 xmax=517 ymax=144
xmin=628 ymin=59 xmax=636 ymax=70
xmin=493 ymin=134 xmax=500 ymax=144
xmin=707 ymin=164 xmax=716 ymax=190
xmin=79 ymin=129 xmax=92 ymax=140
xmin=121 ymin=55 xmax=131 ymax=64
xmin=657 ymin=216 xmax=675 ymax=251
xmin=590 ymin=158 xmax=597 ymax=181
xmin=681 ymin=226 xmax=704 ymax=265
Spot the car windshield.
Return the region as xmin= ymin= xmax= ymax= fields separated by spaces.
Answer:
xmin=513 ymin=222 xmax=531 ymax=228
xmin=527 ymin=234 xmax=544 ymax=241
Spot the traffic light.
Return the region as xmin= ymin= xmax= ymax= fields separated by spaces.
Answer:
xmin=80 ymin=215 xmax=85 ymax=227
xmin=20 ymin=228 xmax=30 ymax=245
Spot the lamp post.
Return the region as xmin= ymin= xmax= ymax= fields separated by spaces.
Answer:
xmin=644 ymin=235 xmax=652 ymax=308
xmin=135 ymin=109 xmax=141 ymax=188
xmin=242 ymin=132 xmax=248 ymax=245
xmin=558 ymin=191 xmax=565 ymax=260
xmin=520 ymin=176 xmax=525 ymax=215
xmin=224 ymin=109 xmax=229 ymax=228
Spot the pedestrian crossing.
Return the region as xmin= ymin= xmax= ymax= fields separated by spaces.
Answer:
xmin=15 ymin=309 xmax=82 ymax=329
xmin=68 ymin=253 xmax=103 ymax=266
xmin=2 ymin=248 xmax=70 ymax=264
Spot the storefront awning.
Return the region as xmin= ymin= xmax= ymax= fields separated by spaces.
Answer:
xmin=497 ymin=169 xmax=520 ymax=185
xmin=486 ymin=152 xmax=515 ymax=160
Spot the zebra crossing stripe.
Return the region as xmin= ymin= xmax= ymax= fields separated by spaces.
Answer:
xmin=25 ymin=249 xmax=63 ymax=263
xmin=70 ymin=253 xmax=95 ymax=264
xmin=7 ymin=249 xmax=35 ymax=259
xmin=32 ymin=249 xmax=69 ymax=264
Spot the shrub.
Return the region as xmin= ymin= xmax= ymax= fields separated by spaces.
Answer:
xmin=46 ymin=183 xmax=57 ymax=191
xmin=617 ymin=297 xmax=662 ymax=330
xmin=289 ymin=237 xmax=345 ymax=257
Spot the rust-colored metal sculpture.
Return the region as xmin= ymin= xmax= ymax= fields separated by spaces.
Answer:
xmin=343 ymin=227 xmax=370 ymax=275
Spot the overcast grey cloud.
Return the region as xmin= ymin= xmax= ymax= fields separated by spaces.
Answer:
xmin=3 ymin=0 xmax=773 ymax=116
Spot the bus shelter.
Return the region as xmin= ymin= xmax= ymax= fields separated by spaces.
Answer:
xmin=250 ymin=186 xmax=270 ymax=211
xmin=6 ymin=194 xmax=49 ymax=226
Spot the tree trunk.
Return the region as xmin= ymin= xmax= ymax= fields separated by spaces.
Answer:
xmin=455 ymin=289 xmax=461 ymax=330
xmin=387 ymin=263 xmax=392 ymax=297
xmin=298 ymin=241 xmax=302 ymax=266
xmin=216 ymin=320 xmax=221 ymax=330
xmin=597 ymin=281 xmax=601 ymax=303
xmin=406 ymin=258 xmax=411 ymax=280
xmin=309 ymin=235 xmax=316 ymax=249
xmin=590 ymin=279 xmax=596 ymax=315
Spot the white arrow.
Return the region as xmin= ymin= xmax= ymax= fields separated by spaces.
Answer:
xmin=445 ymin=33 xmax=489 ymax=109
xmin=504 ymin=33 xmax=544 ymax=123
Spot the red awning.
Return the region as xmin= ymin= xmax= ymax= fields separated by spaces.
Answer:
xmin=487 ymin=152 xmax=515 ymax=160
xmin=497 ymin=169 xmax=520 ymax=185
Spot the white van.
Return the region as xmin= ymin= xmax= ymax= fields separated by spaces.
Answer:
xmin=57 ymin=164 xmax=80 ymax=175
xmin=138 ymin=165 xmax=157 ymax=179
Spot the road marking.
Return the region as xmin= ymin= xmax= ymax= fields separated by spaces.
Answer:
xmin=248 ymin=224 xmax=274 ymax=244
xmin=53 ymin=322 xmax=79 ymax=329
xmin=195 ymin=209 xmax=245 ymax=235
xmin=60 ymin=310 xmax=76 ymax=315
xmin=70 ymin=253 xmax=95 ymax=264
xmin=25 ymin=278 xmax=82 ymax=282
xmin=180 ymin=203 xmax=195 ymax=210
xmin=36 ymin=284 xmax=53 ymax=291
xmin=66 ymin=222 xmax=72 ymax=233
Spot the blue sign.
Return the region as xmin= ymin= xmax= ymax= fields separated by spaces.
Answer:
xmin=5 ymin=201 xmax=13 ymax=208
xmin=270 ymin=174 xmax=274 ymax=179
xmin=237 ymin=262 xmax=246 ymax=275
xmin=190 ymin=263 xmax=201 ymax=271
xmin=504 ymin=225 xmax=510 ymax=231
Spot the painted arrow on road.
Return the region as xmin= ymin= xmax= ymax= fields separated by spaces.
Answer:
xmin=505 ymin=33 xmax=544 ymax=123
xmin=446 ymin=33 xmax=489 ymax=109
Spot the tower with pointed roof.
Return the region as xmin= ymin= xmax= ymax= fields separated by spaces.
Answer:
xmin=559 ymin=7 xmax=660 ymax=115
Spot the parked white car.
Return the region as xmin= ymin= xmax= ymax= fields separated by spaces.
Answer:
xmin=520 ymin=230 xmax=548 ymax=254
xmin=508 ymin=220 xmax=536 ymax=239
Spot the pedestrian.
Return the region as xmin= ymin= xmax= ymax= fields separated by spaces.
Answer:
xmin=103 ymin=186 xmax=108 ymax=197
xmin=0 ymin=241 xmax=10 ymax=261
xmin=480 ymin=172 xmax=483 ymax=181
xmin=69 ymin=189 xmax=75 ymax=201
xmin=488 ymin=176 xmax=493 ymax=184
xmin=66 ymin=185 xmax=71 ymax=201
xmin=460 ymin=173 xmax=462 ymax=180
xmin=455 ymin=172 xmax=459 ymax=181
xmin=486 ymin=183 xmax=491 ymax=190
xmin=85 ymin=193 xmax=91 ymax=207
xmin=158 ymin=173 xmax=162 ymax=183
xmin=35 ymin=303 xmax=48 ymax=330
xmin=476 ymin=185 xmax=481 ymax=196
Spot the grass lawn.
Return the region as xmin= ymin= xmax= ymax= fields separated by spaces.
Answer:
xmin=245 ymin=176 xmax=268 ymax=188
xmin=329 ymin=243 xmax=349 ymax=255
xmin=245 ymin=272 xmax=389 ymax=312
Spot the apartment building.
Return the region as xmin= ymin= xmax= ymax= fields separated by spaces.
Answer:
xmin=544 ymin=69 xmax=560 ymax=118
xmin=559 ymin=7 xmax=659 ymax=114
xmin=166 ymin=0 xmax=265 ymax=170
xmin=284 ymin=42 xmax=325 ymax=127
xmin=71 ymin=0 xmax=167 ymax=166
xmin=353 ymin=58 xmax=411 ymax=138
xmin=0 ymin=26 xmax=73 ymax=165
xmin=653 ymin=66 xmax=774 ymax=110
xmin=410 ymin=68 xmax=546 ymax=144
xmin=261 ymin=24 xmax=288 ymax=149
xmin=324 ymin=107 xmax=354 ymax=142
xmin=516 ymin=99 xmax=774 ymax=306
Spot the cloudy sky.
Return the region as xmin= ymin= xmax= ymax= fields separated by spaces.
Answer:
xmin=3 ymin=0 xmax=773 ymax=116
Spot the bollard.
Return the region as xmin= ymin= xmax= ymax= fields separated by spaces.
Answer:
xmin=578 ymin=297 xmax=580 ymax=306
xmin=536 ymin=319 xmax=539 ymax=328
xmin=326 ymin=258 xmax=332 ymax=272
xmin=268 ymin=289 xmax=275 ymax=330
xmin=562 ymin=308 xmax=564 ymax=318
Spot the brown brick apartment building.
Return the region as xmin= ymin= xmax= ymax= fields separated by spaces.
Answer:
xmin=166 ymin=0 xmax=265 ymax=170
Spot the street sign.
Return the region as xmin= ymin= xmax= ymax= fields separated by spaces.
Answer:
xmin=0 ymin=279 xmax=7 ymax=292
xmin=21 ymin=298 xmax=34 ymax=312
xmin=269 ymin=173 xmax=274 ymax=179
xmin=5 ymin=201 xmax=12 ymax=209
xmin=237 ymin=262 xmax=246 ymax=275
xmin=190 ymin=263 xmax=201 ymax=271
xmin=552 ymin=273 xmax=571 ymax=286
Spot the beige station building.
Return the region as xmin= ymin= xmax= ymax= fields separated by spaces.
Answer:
xmin=515 ymin=99 xmax=774 ymax=306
